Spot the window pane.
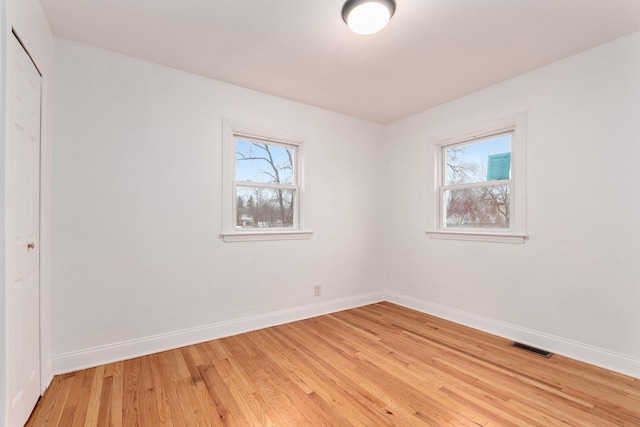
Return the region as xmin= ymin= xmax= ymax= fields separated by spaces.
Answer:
xmin=236 ymin=186 xmax=294 ymax=228
xmin=236 ymin=139 xmax=294 ymax=184
xmin=444 ymin=185 xmax=510 ymax=229
xmin=445 ymin=134 xmax=511 ymax=185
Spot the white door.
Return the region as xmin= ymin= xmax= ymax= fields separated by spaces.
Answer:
xmin=5 ymin=32 xmax=42 ymax=427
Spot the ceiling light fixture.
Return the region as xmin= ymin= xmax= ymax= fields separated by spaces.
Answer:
xmin=342 ymin=0 xmax=396 ymax=35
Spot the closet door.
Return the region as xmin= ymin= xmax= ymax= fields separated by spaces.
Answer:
xmin=5 ymin=31 xmax=42 ymax=427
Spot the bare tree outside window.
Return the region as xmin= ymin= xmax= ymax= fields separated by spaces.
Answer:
xmin=442 ymin=134 xmax=512 ymax=229
xmin=235 ymin=139 xmax=296 ymax=229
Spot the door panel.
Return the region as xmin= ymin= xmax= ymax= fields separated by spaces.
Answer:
xmin=5 ymin=32 xmax=42 ymax=427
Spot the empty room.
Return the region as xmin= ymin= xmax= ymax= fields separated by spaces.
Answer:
xmin=2 ymin=0 xmax=640 ymax=425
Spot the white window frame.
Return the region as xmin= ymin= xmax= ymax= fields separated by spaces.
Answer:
xmin=426 ymin=113 xmax=528 ymax=244
xmin=220 ymin=118 xmax=312 ymax=242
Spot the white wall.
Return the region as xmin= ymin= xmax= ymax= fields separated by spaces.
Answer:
xmin=384 ymin=32 xmax=640 ymax=377
xmin=51 ymin=32 xmax=640 ymax=378
xmin=2 ymin=0 xmax=54 ymax=419
xmin=51 ymin=39 xmax=386 ymax=371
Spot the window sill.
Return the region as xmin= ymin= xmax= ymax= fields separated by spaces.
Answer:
xmin=425 ymin=230 xmax=527 ymax=244
xmin=221 ymin=230 xmax=313 ymax=243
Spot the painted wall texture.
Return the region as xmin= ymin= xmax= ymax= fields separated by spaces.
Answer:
xmin=51 ymin=39 xmax=386 ymax=365
xmin=50 ymin=32 xmax=640 ymax=377
xmin=384 ymin=31 xmax=640 ymax=376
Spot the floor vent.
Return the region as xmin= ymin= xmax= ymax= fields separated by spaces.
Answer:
xmin=510 ymin=342 xmax=553 ymax=358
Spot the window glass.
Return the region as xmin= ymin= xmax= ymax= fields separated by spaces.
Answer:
xmin=236 ymin=139 xmax=295 ymax=184
xmin=445 ymin=134 xmax=511 ymax=185
xmin=441 ymin=132 xmax=513 ymax=230
xmin=234 ymin=138 xmax=297 ymax=230
xmin=444 ymin=185 xmax=510 ymax=229
xmin=236 ymin=186 xmax=294 ymax=228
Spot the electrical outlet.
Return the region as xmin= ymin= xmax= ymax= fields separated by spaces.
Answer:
xmin=314 ymin=285 xmax=322 ymax=296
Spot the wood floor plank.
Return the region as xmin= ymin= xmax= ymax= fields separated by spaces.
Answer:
xmin=96 ymin=375 xmax=113 ymax=426
xmin=121 ymin=357 xmax=142 ymax=427
xmin=266 ymin=325 xmax=392 ymax=426
xmin=69 ymin=367 xmax=95 ymax=427
xmin=154 ymin=351 xmax=188 ymax=427
xmin=180 ymin=346 xmax=225 ymax=427
xmin=197 ymin=345 xmax=256 ymax=426
xmin=84 ymin=365 xmax=106 ymax=427
xmin=55 ymin=370 xmax=87 ymax=427
xmin=276 ymin=321 xmax=399 ymax=425
xmin=27 ymin=302 xmax=640 ymax=426
xmin=25 ymin=373 xmax=73 ymax=426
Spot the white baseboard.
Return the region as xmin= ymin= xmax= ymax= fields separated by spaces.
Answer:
xmin=52 ymin=292 xmax=386 ymax=374
xmin=52 ymin=290 xmax=639 ymax=380
xmin=384 ymin=291 xmax=640 ymax=379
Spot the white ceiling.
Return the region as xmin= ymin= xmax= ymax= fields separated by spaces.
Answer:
xmin=39 ymin=0 xmax=640 ymax=124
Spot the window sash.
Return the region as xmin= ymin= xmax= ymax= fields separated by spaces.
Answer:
xmin=233 ymin=132 xmax=300 ymax=149
xmin=440 ymin=183 xmax=511 ymax=230
xmin=443 ymin=129 xmax=513 ymax=150
xmin=439 ymin=133 xmax=515 ymax=232
xmin=234 ymin=138 xmax=297 ymax=185
xmin=442 ymin=131 xmax=513 ymax=187
xmin=233 ymin=181 xmax=297 ymax=191
xmin=232 ymin=136 xmax=301 ymax=231
xmin=234 ymin=184 xmax=299 ymax=230
xmin=441 ymin=179 xmax=512 ymax=192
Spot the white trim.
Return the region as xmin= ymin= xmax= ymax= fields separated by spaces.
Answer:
xmin=425 ymin=230 xmax=527 ymax=244
xmin=52 ymin=292 xmax=385 ymax=374
xmin=432 ymin=112 xmax=527 ymax=240
xmin=444 ymin=129 xmax=515 ymax=150
xmin=435 ymin=113 xmax=524 ymax=148
xmin=221 ymin=230 xmax=313 ymax=242
xmin=51 ymin=290 xmax=640 ymax=379
xmin=222 ymin=118 xmax=311 ymax=241
xmin=235 ymin=182 xmax=297 ymax=191
xmin=231 ymin=129 xmax=304 ymax=147
xmin=384 ymin=291 xmax=640 ymax=379
xmin=442 ymin=179 xmax=512 ymax=192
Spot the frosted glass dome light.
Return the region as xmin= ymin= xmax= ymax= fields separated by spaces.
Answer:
xmin=342 ymin=0 xmax=396 ymax=35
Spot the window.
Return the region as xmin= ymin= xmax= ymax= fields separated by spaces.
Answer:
xmin=427 ymin=113 xmax=527 ymax=243
xmin=235 ymin=138 xmax=297 ymax=229
xmin=221 ymin=119 xmax=312 ymax=242
xmin=443 ymin=132 xmax=512 ymax=229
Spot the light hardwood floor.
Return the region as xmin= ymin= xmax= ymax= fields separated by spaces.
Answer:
xmin=27 ymin=302 xmax=640 ymax=426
